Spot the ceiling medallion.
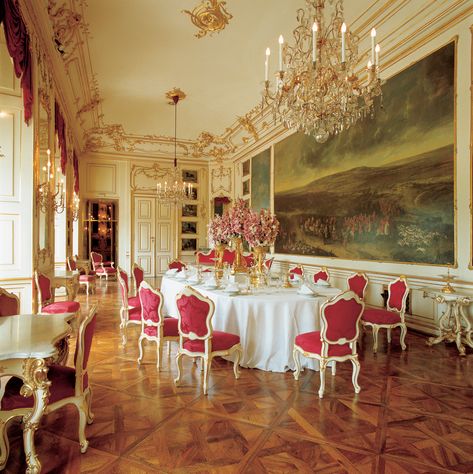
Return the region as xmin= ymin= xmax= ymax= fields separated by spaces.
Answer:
xmin=183 ymin=0 xmax=233 ymax=39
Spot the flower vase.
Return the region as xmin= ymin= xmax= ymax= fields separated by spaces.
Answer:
xmin=214 ymin=242 xmax=225 ymax=278
xmin=231 ymin=236 xmax=247 ymax=273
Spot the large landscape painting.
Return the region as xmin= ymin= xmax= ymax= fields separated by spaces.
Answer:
xmin=274 ymin=42 xmax=455 ymax=265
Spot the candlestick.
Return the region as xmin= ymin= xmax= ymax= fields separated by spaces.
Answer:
xmin=341 ymin=23 xmax=347 ymax=63
xmin=312 ymin=22 xmax=317 ymax=63
xmin=371 ymin=28 xmax=376 ymax=65
xmin=278 ymin=35 xmax=284 ymax=71
xmin=265 ymin=47 xmax=270 ymax=81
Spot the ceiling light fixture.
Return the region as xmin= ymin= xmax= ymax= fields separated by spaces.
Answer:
xmin=262 ymin=0 xmax=382 ymax=143
xmin=156 ymin=88 xmax=193 ymax=205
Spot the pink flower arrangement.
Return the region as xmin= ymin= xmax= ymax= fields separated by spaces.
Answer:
xmin=225 ymin=198 xmax=251 ymax=238
xmin=244 ymin=208 xmax=280 ymax=247
xmin=208 ymin=214 xmax=230 ymax=245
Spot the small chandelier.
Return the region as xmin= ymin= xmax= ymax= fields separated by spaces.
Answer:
xmin=37 ymin=149 xmax=65 ymax=214
xmin=156 ymin=88 xmax=193 ymax=205
xmin=262 ymin=0 xmax=382 ymax=143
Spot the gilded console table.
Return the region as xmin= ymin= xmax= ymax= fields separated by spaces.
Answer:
xmin=421 ymin=287 xmax=473 ymax=356
xmin=54 ymin=270 xmax=79 ymax=301
xmin=0 ymin=313 xmax=73 ymax=473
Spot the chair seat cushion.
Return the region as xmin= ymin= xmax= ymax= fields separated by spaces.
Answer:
xmin=79 ymin=274 xmax=95 ymax=282
xmin=143 ymin=317 xmax=179 ymax=338
xmin=129 ymin=306 xmax=141 ymax=321
xmin=96 ymin=267 xmax=116 ymax=274
xmin=42 ymin=301 xmax=80 ymax=314
xmin=362 ymin=308 xmax=401 ymax=325
xmin=183 ymin=331 xmax=240 ymax=353
xmin=1 ymin=365 xmax=83 ymax=410
xmin=128 ymin=296 xmax=141 ymax=308
xmin=295 ymin=331 xmax=352 ymax=357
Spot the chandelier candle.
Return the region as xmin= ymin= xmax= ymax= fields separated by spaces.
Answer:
xmin=341 ymin=22 xmax=346 ymax=63
xmin=312 ymin=22 xmax=317 ymax=63
xmin=371 ymin=28 xmax=376 ymax=65
xmin=375 ymin=43 xmax=380 ymax=67
xmin=278 ymin=35 xmax=283 ymax=71
xmin=265 ymin=48 xmax=270 ymax=81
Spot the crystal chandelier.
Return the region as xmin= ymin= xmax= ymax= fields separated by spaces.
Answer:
xmin=37 ymin=149 xmax=65 ymax=214
xmin=156 ymin=88 xmax=193 ymax=205
xmin=262 ymin=0 xmax=382 ymax=143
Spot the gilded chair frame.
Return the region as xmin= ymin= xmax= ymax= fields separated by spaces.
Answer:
xmin=362 ymin=276 xmax=409 ymax=353
xmin=90 ymin=251 xmax=115 ymax=281
xmin=117 ymin=266 xmax=141 ymax=345
xmin=66 ymin=256 xmax=96 ymax=295
xmin=293 ymin=291 xmax=365 ymax=398
xmin=137 ymin=281 xmax=178 ymax=370
xmin=0 ymin=304 xmax=97 ymax=468
xmin=174 ymin=286 xmax=242 ymax=395
xmin=132 ymin=262 xmax=145 ymax=296
xmin=313 ymin=266 xmax=330 ymax=283
xmin=347 ymin=272 xmax=369 ymax=300
xmin=195 ymin=249 xmax=215 ymax=266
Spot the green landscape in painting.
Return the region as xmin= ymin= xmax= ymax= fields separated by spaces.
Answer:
xmin=251 ymin=148 xmax=271 ymax=211
xmin=274 ymin=42 xmax=455 ymax=264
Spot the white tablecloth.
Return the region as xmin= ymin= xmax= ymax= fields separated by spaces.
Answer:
xmin=161 ymin=276 xmax=340 ymax=372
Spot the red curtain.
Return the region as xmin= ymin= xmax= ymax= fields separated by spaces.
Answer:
xmin=215 ymin=196 xmax=231 ymax=205
xmin=55 ymin=101 xmax=67 ymax=174
xmin=73 ymin=151 xmax=79 ymax=193
xmin=0 ymin=0 xmax=33 ymax=124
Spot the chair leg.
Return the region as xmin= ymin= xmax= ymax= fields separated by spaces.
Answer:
xmin=318 ymin=360 xmax=327 ymax=398
xmin=156 ymin=339 xmax=163 ymax=371
xmin=351 ymin=357 xmax=361 ymax=394
xmin=387 ymin=328 xmax=392 ymax=344
xmin=372 ymin=326 xmax=379 ymax=353
xmin=400 ymin=324 xmax=407 ymax=350
xmin=233 ymin=346 xmax=241 ymax=380
xmin=293 ymin=347 xmax=302 ymax=381
xmin=203 ymin=356 xmax=211 ymax=395
xmin=137 ymin=335 xmax=144 ymax=365
xmin=85 ymin=387 xmax=94 ymax=424
xmin=174 ymin=352 xmax=183 ymax=385
xmin=76 ymin=399 xmax=89 ymax=453
xmin=331 ymin=361 xmax=336 ymax=376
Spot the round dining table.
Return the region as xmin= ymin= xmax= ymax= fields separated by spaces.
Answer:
xmin=161 ymin=276 xmax=341 ymax=372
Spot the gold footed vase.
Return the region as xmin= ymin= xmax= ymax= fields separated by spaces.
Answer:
xmin=214 ymin=242 xmax=225 ymax=278
xmin=231 ymin=237 xmax=247 ymax=274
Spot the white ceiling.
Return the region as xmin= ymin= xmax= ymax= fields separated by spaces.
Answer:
xmin=84 ymin=0 xmax=375 ymax=141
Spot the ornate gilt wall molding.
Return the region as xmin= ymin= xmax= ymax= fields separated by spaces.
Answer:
xmin=183 ymin=0 xmax=233 ymax=39
xmin=210 ymin=165 xmax=232 ymax=195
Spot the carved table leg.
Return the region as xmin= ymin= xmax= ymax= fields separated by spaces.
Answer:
xmin=459 ymin=304 xmax=473 ymax=349
xmin=452 ymin=303 xmax=466 ymax=356
xmin=427 ymin=302 xmax=454 ymax=347
xmin=21 ymin=358 xmax=51 ymax=474
xmin=66 ymin=276 xmax=79 ymax=301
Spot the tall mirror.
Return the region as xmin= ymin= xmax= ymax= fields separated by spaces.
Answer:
xmin=37 ymin=94 xmax=50 ymax=250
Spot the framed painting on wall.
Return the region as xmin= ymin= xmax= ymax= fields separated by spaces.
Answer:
xmin=274 ymin=42 xmax=455 ymax=265
xmin=183 ymin=170 xmax=198 ymax=183
xmin=182 ymin=204 xmax=198 ymax=217
xmin=182 ymin=222 xmax=197 ymax=234
xmin=182 ymin=238 xmax=197 ymax=251
xmin=251 ymin=148 xmax=271 ymax=211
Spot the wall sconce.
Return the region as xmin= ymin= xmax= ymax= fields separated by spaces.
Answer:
xmin=37 ymin=149 xmax=65 ymax=214
xmin=71 ymin=193 xmax=80 ymax=221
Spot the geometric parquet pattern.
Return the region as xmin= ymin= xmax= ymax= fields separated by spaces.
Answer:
xmin=3 ymin=280 xmax=473 ymax=473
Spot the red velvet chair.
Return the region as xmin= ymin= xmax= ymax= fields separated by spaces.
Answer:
xmin=132 ymin=263 xmax=145 ymax=295
xmin=117 ymin=267 xmax=141 ymax=345
xmin=362 ymin=276 xmax=409 ymax=353
xmin=137 ymin=282 xmax=179 ymax=370
xmin=66 ymin=256 xmax=96 ymax=295
xmin=222 ymin=249 xmax=235 ymax=265
xmin=174 ymin=286 xmax=242 ymax=395
xmin=168 ymin=260 xmax=186 ymax=272
xmin=195 ymin=249 xmax=215 ymax=266
xmin=347 ymin=272 xmax=369 ymax=300
xmin=0 ymin=304 xmax=98 ymax=464
xmin=289 ymin=264 xmax=304 ymax=280
xmin=293 ymin=291 xmax=364 ymax=398
xmin=242 ymin=252 xmax=254 ymax=267
xmin=34 ymin=271 xmax=81 ymax=316
xmin=0 ymin=287 xmax=19 ymax=317
xmin=312 ymin=267 xmax=330 ymax=283
xmin=90 ymin=251 xmax=117 ymax=281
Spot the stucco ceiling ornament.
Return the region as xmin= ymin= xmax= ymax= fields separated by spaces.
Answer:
xmin=183 ymin=0 xmax=233 ymax=39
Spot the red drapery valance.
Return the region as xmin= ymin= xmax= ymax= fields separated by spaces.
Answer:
xmin=0 ymin=0 xmax=33 ymax=124
xmin=214 ymin=196 xmax=231 ymax=205
xmin=73 ymin=151 xmax=79 ymax=193
xmin=55 ymin=101 xmax=67 ymax=174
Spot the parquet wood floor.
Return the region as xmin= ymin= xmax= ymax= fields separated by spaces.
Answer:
xmin=3 ymin=280 xmax=473 ymax=473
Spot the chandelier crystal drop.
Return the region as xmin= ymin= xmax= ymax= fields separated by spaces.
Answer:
xmin=156 ymin=88 xmax=193 ymax=205
xmin=262 ymin=0 xmax=382 ymax=143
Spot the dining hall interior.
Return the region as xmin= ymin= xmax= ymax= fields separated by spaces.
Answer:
xmin=1 ymin=0 xmax=473 ymax=472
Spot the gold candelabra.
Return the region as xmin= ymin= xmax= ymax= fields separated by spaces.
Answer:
xmin=37 ymin=149 xmax=65 ymax=214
